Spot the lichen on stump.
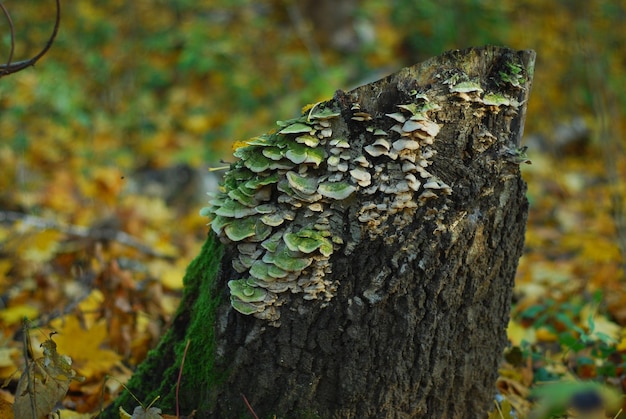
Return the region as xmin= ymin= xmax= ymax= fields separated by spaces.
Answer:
xmin=106 ymin=46 xmax=535 ymax=419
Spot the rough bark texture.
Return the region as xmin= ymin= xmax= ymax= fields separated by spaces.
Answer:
xmin=102 ymin=46 xmax=535 ymax=419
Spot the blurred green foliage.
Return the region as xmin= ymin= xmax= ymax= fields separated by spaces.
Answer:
xmin=1 ymin=0 xmax=624 ymax=174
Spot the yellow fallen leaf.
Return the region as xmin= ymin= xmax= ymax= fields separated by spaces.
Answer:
xmin=20 ymin=230 xmax=64 ymax=264
xmin=507 ymin=319 xmax=536 ymax=346
xmin=580 ymin=305 xmax=621 ymax=342
xmin=120 ymin=406 xmax=133 ymax=419
xmin=50 ymin=316 xmax=122 ymax=379
xmin=0 ymin=305 xmax=40 ymax=325
xmin=148 ymin=260 xmax=186 ymax=290
xmin=55 ymin=409 xmax=93 ymax=418
xmin=77 ymin=290 xmax=105 ymax=329
xmin=535 ymin=327 xmax=558 ymax=342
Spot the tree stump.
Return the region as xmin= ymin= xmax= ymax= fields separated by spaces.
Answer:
xmin=103 ymin=46 xmax=535 ymax=419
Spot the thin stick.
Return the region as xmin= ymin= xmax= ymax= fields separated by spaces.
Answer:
xmin=176 ymin=339 xmax=191 ymax=419
xmin=493 ymin=400 xmax=504 ymax=419
xmin=241 ymin=393 xmax=259 ymax=419
xmin=20 ymin=320 xmax=38 ymax=419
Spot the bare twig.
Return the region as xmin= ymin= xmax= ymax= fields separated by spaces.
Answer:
xmin=19 ymin=320 xmax=38 ymax=419
xmin=0 ymin=0 xmax=61 ymax=77
xmin=176 ymin=339 xmax=191 ymax=419
xmin=0 ymin=210 xmax=175 ymax=259
xmin=241 ymin=393 xmax=259 ymax=419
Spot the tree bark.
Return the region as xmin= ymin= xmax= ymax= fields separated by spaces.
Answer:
xmin=102 ymin=46 xmax=535 ymax=419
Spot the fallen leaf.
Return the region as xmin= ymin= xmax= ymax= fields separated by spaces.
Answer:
xmin=131 ymin=405 xmax=163 ymax=419
xmin=0 ymin=305 xmax=40 ymax=326
xmin=50 ymin=316 xmax=122 ymax=380
xmin=20 ymin=230 xmax=64 ymax=264
xmin=55 ymin=408 xmax=93 ymax=418
xmin=13 ymin=334 xmax=81 ymax=419
xmin=0 ymin=397 xmax=13 ymax=419
xmin=77 ymin=290 xmax=106 ymax=329
xmin=148 ymin=259 xmax=186 ymax=290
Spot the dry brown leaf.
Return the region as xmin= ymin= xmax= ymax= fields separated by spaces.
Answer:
xmin=13 ymin=335 xmax=82 ymax=419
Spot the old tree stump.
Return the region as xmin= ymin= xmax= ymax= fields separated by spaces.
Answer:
xmin=104 ymin=46 xmax=535 ymax=418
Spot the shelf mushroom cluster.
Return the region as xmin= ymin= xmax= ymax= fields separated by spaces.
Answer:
xmin=202 ymin=95 xmax=454 ymax=322
xmin=202 ymin=105 xmax=357 ymax=322
xmin=354 ymin=99 xmax=452 ymax=239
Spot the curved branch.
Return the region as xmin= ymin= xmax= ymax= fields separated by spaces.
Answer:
xmin=0 ymin=0 xmax=60 ymax=77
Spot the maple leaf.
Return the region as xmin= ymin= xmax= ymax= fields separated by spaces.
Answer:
xmin=50 ymin=316 xmax=122 ymax=380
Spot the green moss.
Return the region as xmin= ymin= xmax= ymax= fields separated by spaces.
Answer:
xmin=100 ymin=234 xmax=223 ymax=418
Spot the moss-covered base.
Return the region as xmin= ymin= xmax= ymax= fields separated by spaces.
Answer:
xmin=99 ymin=233 xmax=223 ymax=418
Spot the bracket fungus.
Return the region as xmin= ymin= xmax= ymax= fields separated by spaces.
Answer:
xmin=202 ymin=107 xmax=362 ymax=323
xmin=202 ymin=87 xmax=457 ymax=322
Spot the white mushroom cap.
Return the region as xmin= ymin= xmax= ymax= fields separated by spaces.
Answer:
xmin=392 ymin=139 xmax=420 ymax=151
xmin=419 ymin=189 xmax=438 ymax=200
xmin=385 ymin=112 xmax=407 ymax=123
xmin=402 ymin=162 xmax=417 ymax=172
xmin=365 ymin=144 xmax=388 ymax=157
xmin=350 ymin=167 xmax=372 ymax=187
xmin=353 ymin=155 xmax=371 ymax=167
xmin=405 ymin=173 xmax=421 ymax=191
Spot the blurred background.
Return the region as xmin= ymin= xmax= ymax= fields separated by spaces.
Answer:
xmin=0 ymin=0 xmax=625 ymax=414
